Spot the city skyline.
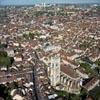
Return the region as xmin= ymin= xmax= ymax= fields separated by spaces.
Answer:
xmin=0 ymin=0 xmax=100 ymax=5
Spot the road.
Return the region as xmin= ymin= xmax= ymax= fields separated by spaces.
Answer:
xmin=32 ymin=51 xmax=48 ymax=100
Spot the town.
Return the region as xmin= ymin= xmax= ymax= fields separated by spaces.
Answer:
xmin=0 ymin=4 xmax=100 ymax=100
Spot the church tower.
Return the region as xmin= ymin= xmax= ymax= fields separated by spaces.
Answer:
xmin=50 ymin=55 xmax=60 ymax=86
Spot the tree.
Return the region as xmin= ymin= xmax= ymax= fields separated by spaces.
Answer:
xmin=0 ymin=51 xmax=13 ymax=69
xmin=0 ymin=51 xmax=7 ymax=57
xmin=10 ymin=57 xmax=14 ymax=65
xmin=80 ymin=88 xmax=88 ymax=100
xmin=23 ymin=34 xmax=29 ymax=39
xmin=29 ymin=32 xmax=34 ymax=39
xmin=0 ymin=84 xmax=12 ymax=100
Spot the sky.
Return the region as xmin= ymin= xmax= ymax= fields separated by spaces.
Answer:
xmin=0 ymin=0 xmax=100 ymax=5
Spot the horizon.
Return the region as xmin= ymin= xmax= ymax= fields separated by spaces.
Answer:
xmin=0 ymin=0 xmax=100 ymax=5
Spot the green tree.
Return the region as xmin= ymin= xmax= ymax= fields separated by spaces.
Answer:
xmin=0 ymin=51 xmax=7 ymax=57
xmin=0 ymin=84 xmax=12 ymax=100
xmin=29 ymin=32 xmax=34 ymax=39
xmin=23 ymin=34 xmax=29 ymax=39
xmin=80 ymin=88 xmax=87 ymax=100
